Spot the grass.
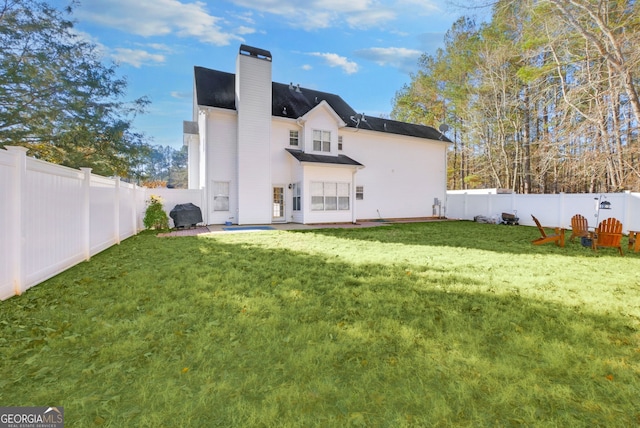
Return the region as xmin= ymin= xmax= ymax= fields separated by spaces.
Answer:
xmin=1 ymin=221 xmax=639 ymax=427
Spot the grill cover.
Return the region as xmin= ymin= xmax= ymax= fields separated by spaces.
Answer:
xmin=170 ymin=203 xmax=203 ymax=228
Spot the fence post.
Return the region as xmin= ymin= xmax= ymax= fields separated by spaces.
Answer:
xmin=559 ymin=192 xmax=566 ymax=228
xmin=114 ymin=177 xmax=121 ymax=245
xmin=80 ymin=168 xmax=92 ymax=260
xmin=623 ymin=191 xmax=631 ymax=234
xmin=6 ymin=146 xmax=28 ymax=296
xmin=463 ymin=192 xmax=468 ymax=219
xmin=131 ymin=183 xmax=139 ymax=234
xmin=487 ymin=193 xmax=493 ymax=218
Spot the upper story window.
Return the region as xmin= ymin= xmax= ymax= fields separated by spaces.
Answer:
xmin=338 ymin=136 xmax=343 ymax=151
xmin=289 ymin=130 xmax=299 ymax=146
xmin=313 ymin=130 xmax=331 ymax=152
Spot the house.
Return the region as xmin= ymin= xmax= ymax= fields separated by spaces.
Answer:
xmin=183 ymin=44 xmax=451 ymax=225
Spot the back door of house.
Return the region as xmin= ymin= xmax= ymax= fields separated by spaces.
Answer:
xmin=272 ymin=186 xmax=285 ymax=222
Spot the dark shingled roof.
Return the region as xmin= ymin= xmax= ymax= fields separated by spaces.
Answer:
xmin=194 ymin=65 xmax=451 ymax=143
xmin=285 ymin=149 xmax=363 ymax=167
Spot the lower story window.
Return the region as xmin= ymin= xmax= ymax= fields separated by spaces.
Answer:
xmin=292 ymin=182 xmax=301 ymax=211
xmin=213 ymin=181 xmax=229 ymax=211
xmin=356 ymin=186 xmax=364 ymax=200
xmin=311 ymin=182 xmax=349 ymax=211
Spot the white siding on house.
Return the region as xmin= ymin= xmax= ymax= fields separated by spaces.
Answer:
xmin=301 ymin=104 xmax=341 ymax=156
xmin=271 ymin=119 xmax=298 ymax=184
xmin=289 ymin=158 xmax=304 ymax=224
xmin=206 ymin=109 xmax=238 ymax=224
xmin=189 ymin=46 xmax=449 ymax=225
xmin=186 ymin=137 xmax=200 ymax=190
xmin=271 ymin=118 xmax=300 ymax=222
xmin=342 ymin=128 xmax=447 ymax=220
xmin=235 ymin=51 xmax=272 ymax=224
xmin=196 ymin=110 xmax=207 ymax=190
xmin=302 ymin=165 xmax=355 ymax=224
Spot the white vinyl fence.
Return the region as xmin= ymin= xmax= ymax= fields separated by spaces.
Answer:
xmin=0 ymin=146 xmax=203 ymax=301
xmin=3 ymin=145 xmax=637 ymax=300
xmin=446 ymin=191 xmax=640 ymax=233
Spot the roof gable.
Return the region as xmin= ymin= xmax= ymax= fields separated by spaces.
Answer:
xmin=297 ymin=100 xmax=347 ymax=128
xmin=193 ymin=65 xmax=451 ymax=143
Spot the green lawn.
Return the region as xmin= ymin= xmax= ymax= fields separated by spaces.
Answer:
xmin=1 ymin=221 xmax=639 ymax=427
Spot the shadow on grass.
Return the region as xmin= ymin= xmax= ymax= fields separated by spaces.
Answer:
xmin=1 ymin=233 xmax=639 ymax=427
xmin=295 ymin=221 xmax=637 ymax=257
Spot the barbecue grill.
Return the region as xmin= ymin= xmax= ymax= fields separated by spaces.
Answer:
xmin=169 ymin=203 xmax=203 ymax=229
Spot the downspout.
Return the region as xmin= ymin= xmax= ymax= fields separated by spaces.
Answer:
xmin=351 ymin=168 xmax=357 ymax=224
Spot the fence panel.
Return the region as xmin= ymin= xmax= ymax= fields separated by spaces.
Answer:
xmin=5 ymin=143 xmax=635 ymax=301
xmin=119 ymin=182 xmax=139 ymax=239
xmin=0 ymin=149 xmax=17 ymax=300
xmin=148 ymin=188 xmax=206 ymax=228
xmin=0 ymin=147 xmax=151 ymax=300
xmin=22 ymin=158 xmax=86 ymax=291
xmin=89 ymin=175 xmax=119 ymax=254
xmin=446 ymin=191 xmax=640 ymax=232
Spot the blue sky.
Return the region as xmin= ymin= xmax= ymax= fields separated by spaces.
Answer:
xmin=50 ymin=0 xmax=470 ymax=149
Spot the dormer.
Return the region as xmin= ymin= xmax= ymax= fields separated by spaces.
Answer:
xmin=295 ymin=100 xmax=347 ymax=157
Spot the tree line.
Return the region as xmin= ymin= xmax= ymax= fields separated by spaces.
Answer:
xmin=0 ymin=0 xmax=185 ymax=187
xmin=392 ymin=0 xmax=640 ymax=193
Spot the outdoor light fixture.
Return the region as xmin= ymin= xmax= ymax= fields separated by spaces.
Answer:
xmin=594 ymin=195 xmax=612 ymax=225
xmin=600 ymin=200 xmax=611 ymax=210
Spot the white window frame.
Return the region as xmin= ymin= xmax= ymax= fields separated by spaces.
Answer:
xmin=289 ymin=130 xmax=299 ymax=146
xmin=213 ymin=181 xmax=229 ymax=211
xmin=292 ymin=182 xmax=301 ymax=211
xmin=313 ymin=129 xmax=331 ymax=152
xmin=356 ymin=186 xmax=364 ymax=200
xmin=311 ymin=181 xmax=349 ymax=211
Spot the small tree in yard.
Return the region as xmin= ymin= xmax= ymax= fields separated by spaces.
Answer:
xmin=143 ymin=195 xmax=168 ymax=230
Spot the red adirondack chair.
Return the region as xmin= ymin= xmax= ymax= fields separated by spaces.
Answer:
xmin=531 ymin=215 xmax=565 ymax=247
xmin=569 ymin=214 xmax=589 ymax=242
xmin=592 ymin=218 xmax=623 ymax=256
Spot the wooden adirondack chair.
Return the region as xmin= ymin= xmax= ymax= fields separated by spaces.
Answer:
xmin=627 ymin=230 xmax=639 ymax=253
xmin=531 ymin=215 xmax=565 ymax=247
xmin=569 ymin=214 xmax=589 ymax=242
xmin=592 ymin=217 xmax=623 ymax=256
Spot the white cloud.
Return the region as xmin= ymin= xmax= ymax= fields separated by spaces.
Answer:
xmin=234 ymin=11 xmax=256 ymax=25
xmin=302 ymin=64 xmax=313 ymax=71
xmin=75 ymin=0 xmax=447 ymax=42
xmin=236 ymin=26 xmax=256 ymax=35
xmin=111 ymin=48 xmax=166 ymax=68
xmin=170 ymin=91 xmax=192 ymax=99
xmin=75 ymin=0 xmax=244 ymax=45
xmin=228 ymin=0 xmax=395 ymax=30
xmin=398 ymin=0 xmax=442 ymax=15
xmin=354 ymin=46 xmax=422 ymax=73
xmin=145 ymin=43 xmax=174 ymax=52
xmin=310 ymin=52 xmax=359 ymax=74
xmin=345 ymin=9 xmax=396 ymax=29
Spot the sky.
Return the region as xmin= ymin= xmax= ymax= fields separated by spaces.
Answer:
xmin=49 ymin=0 xmax=472 ymax=149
